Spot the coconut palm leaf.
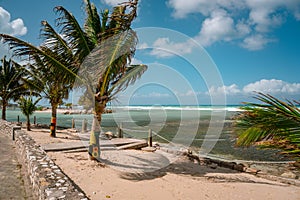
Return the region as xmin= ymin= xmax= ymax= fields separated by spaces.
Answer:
xmin=234 ymin=92 xmax=300 ymax=156
xmin=0 ymin=56 xmax=33 ymax=119
xmin=54 ymin=5 xmax=93 ymax=62
xmin=108 ymin=64 xmax=147 ymax=98
xmin=79 ymin=29 xmax=137 ymax=88
xmin=40 ymin=20 xmax=74 ymax=63
xmin=0 ymin=34 xmax=77 ymax=78
xmin=84 ymin=0 xmax=101 ymax=43
xmin=18 ymin=96 xmax=42 ymax=116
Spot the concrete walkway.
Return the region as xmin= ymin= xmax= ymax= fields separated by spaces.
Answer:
xmin=0 ymin=131 xmax=34 ymax=199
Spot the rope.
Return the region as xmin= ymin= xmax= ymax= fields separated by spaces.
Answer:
xmin=121 ymin=127 xmax=149 ymax=133
xmin=152 ymin=130 xmax=177 ymax=146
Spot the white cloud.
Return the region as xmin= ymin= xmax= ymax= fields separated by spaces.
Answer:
xmin=149 ymin=37 xmax=195 ymax=58
xmin=167 ymin=0 xmax=300 ymax=50
xmin=207 ymin=84 xmax=241 ymax=96
xmin=0 ymin=7 xmax=27 ymax=36
xmin=243 ymin=79 xmax=300 ymax=94
xmin=194 ymin=9 xmax=237 ymax=46
xmin=207 ymin=79 xmax=300 ymax=97
xmin=130 ymin=58 xmax=143 ymax=65
xmin=241 ymin=34 xmax=274 ymax=51
xmin=101 ymin=0 xmax=125 ymax=6
xmin=133 ymin=92 xmax=171 ymax=98
xmin=168 ymin=0 xmax=243 ymax=18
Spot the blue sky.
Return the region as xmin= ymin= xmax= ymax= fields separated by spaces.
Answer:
xmin=1 ymin=0 xmax=300 ymax=105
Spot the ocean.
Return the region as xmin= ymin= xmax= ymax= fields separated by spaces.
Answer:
xmin=4 ymin=105 xmax=292 ymax=162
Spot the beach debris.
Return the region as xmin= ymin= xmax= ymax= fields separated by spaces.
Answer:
xmin=281 ymin=171 xmax=297 ymax=179
xmin=104 ymin=131 xmax=116 ymax=140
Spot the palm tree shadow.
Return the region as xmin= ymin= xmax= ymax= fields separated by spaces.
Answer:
xmin=118 ymin=157 xmax=232 ymax=181
xmin=112 ymin=153 xmax=286 ymax=186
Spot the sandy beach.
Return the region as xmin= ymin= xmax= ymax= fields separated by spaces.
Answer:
xmin=23 ymin=127 xmax=300 ymax=200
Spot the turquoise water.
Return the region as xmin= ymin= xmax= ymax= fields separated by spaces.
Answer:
xmin=4 ymin=105 xmax=291 ymax=162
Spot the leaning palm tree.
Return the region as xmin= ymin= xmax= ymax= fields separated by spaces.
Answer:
xmin=18 ymin=96 xmax=41 ymax=131
xmin=0 ymin=56 xmax=31 ymax=120
xmin=0 ymin=0 xmax=147 ymax=160
xmin=77 ymin=0 xmax=147 ymax=160
xmin=234 ymin=92 xmax=300 ymax=157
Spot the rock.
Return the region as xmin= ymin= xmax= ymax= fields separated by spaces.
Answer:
xmin=210 ymin=163 xmax=218 ymax=169
xmin=281 ymin=171 xmax=297 ymax=179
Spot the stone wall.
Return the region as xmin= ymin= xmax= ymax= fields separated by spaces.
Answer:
xmin=0 ymin=120 xmax=89 ymax=200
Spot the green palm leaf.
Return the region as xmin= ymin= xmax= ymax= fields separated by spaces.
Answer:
xmin=234 ymin=92 xmax=300 ymax=157
xmin=54 ymin=6 xmax=93 ymax=62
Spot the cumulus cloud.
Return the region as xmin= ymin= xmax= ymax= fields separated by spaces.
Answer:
xmin=207 ymin=84 xmax=241 ymax=96
xmin=0 ymin=7 xmax=27 ymax=36
xmin=194 ymin=9 xmax=237 ymax=46
xmin=149 ymin=37 xmax=195 ymax=58
xmin=241 ymin=34 xmax=274 ymax=50
xmin=243 ymin=79 xmax=300 ymax=94
xmin=167 ymin=0 xmax=300 ymax=51
xmin=207 ymin=79 xmax=300 ymax=97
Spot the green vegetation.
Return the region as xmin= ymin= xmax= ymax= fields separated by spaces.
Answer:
xmin=234 ymin=92 xmax=300 ymax=159
xmin=0 ymin=0 xmax=146 ymax=161
xmin=18 ymin=96 xmax=41 ymax=131
xmin=0 ymin=56 xmax=31 ymax=120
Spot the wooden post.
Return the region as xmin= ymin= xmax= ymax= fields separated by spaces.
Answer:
xmin=17 ymin=115 xmax=19 ymax=123
xmin=34 ymin=116 xmax=36 ymax=125
xmin=148 ymin=129 xmax=152 ymax=147
xmin=82 ymin=119 xmax=87 ymax=132
xmin=12 ymin=126 xmax=21 ymax=141
xmin=118 ymin=123 xmax=123 ymax=138
xmin=72 ymin=118 xmax=75 ymax=128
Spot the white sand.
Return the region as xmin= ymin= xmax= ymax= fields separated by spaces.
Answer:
xmin=26 ymin=128 xmax=300 ymax=200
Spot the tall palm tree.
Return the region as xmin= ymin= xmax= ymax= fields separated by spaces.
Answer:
xmin=0 ymin=56 xmax=30 ymax=120
xmin=0 ymin=0 xmax=147 ymax=160
xmin=18 ymin=96 xmax=41 ymax=131
xmin=234 ymin=92 xmax=300 ymax=157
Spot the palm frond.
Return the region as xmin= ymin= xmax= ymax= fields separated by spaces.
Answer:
xmin=79 ymin=29 xmax=137 ymax=90
xmin=0 ymin=34 xmax=78 ymax=78
xmin=84 ymin=0 xmax=101 ymax=43
xmin=40 ymin=20 xmax=74 ymax=63
xmin=54 ymin=6 xmax=93 ymax=62
xmin=234 ymin=92 xmax=300 ymax=157
xmin=109 ymin=64 xmax=147 ymax=97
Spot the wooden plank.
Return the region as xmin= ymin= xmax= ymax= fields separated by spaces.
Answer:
xmin=116 ymin=141 xmax=148 ymax=150
xmin=42 ymin=141 xmax=88 ymax=151
xmin=42 ymin=138 xmax=147 ymax=151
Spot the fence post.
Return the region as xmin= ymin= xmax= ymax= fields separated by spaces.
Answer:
xmin=148 ymin=129 xmax=152 ymax=147
xmin=34 ymin=116 xmax=36 ymax=125
xmin=82 ymin=119 xmax=87 ymax=132
xmin=12 ymin=126 xmax=21 ymax=141
xmin=17 ymin=115 xmax=19 ymax=123
xmin=118 ymin=123 xmax=123 ymax=138
xmin=72 ymin=118 xmax=75 ymax=128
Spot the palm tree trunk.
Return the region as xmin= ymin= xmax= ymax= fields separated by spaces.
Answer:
xmin=89 ymin=101 xmax=105 ymax=161
xmin=26 ymin=115 xmax=31 ymax=131
xmin=50 ymin=104 xmax=58 ymax=137
xmin=1 ymin=100 xmax=7 ymax=120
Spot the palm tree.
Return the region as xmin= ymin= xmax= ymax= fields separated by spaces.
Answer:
xmin=234 ymin=92 xmax=300 ymax=157
xmin=0 ymin=56 xmax=30 ymax=120
xmin=18 ymin=96 xmax=41 ymax=131
xmin=0 ymin=0 xmax=147 ymax=160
